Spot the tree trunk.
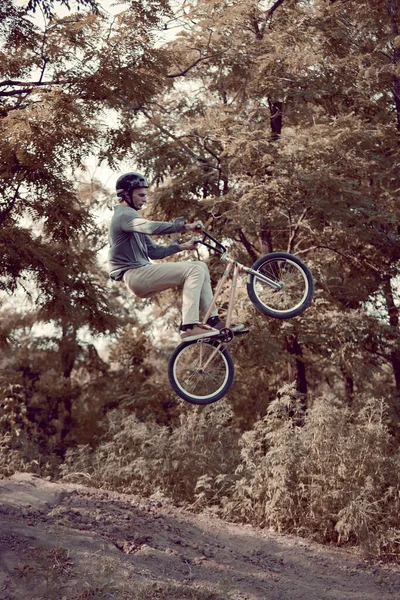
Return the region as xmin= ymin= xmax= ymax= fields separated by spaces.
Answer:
xmin=286 ymin=334 xmax=308 ymax=408
xmin=236 ymin=228 xmax=258 ymax=262
xmin=60 ymin=322 xmax=78 ymax=378
xmin=59 ymin=322 xmax=78 ymax=447
xmin=60 ymin=386 xmax=73 ymax=450
xmin=268 ymin=99 xmax=283 ymax=140
xmin=259 ymin=220 xmax=274 ymax=254
xmin=340 ymin=363 xmax=354 ymax=406
xmin=259 ymin=97 xmax=283 ymax=252
xmin=388 ymin=0 xmax=400 ymax=133
xmin=382 ymin=276 xmax=400 ymax=390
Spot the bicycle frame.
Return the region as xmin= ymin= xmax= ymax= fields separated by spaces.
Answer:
xmin=198 ymin=231 xmax=283 ymax=330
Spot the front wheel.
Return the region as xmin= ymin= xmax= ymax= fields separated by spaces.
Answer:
xmin=168 ymin=339 xmax=234 ymax=405
xmin=247 ymin=252 xmax=314 ymax=319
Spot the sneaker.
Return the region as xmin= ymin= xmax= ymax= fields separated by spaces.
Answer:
xmin=209 ymin=318 xmax=246 ymax=332
xmin=180 ymin=323 xmax=220 ymax=342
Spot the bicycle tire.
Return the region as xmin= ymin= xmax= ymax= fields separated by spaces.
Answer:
xmin=168 ymin=339 xmax=234 ymax=405
xmin=247 ymin=252 xmax=314 ymax=319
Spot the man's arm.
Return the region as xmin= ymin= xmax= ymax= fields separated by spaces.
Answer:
xmin=121 ymin=212 xmax=204 ymax=236
xmin=145 ymin=236 xmax=181 ymax=259
xmin=145 ymin=236 xmax=201 ymax=260
xmin=122 ymin=216 xmax=186 ymax=235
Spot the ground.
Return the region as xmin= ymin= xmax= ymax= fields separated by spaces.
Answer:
xmin=0 ymin=473 xmax=400 ymax=600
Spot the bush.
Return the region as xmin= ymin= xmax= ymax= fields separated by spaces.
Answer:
xmin=60 ymin=411 xmax=171 ymax=495
xmin=61 ymin=401 xmax=240 ymax=507
xmin=0 ymin=383 xmax=61 ymax=477
xmin=223 ymin=384 xmax=400 ymax=559
xmin=42 ymin=381 xmax=400 ymax=560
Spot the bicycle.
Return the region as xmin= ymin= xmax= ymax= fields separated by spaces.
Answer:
xmin=168 ymin=231 xmax=314 ymax=405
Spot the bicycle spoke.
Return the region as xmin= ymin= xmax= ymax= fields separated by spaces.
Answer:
xmin=255 ymin=258 xmax=308 ymax=312
xmin=172 ymin=342 xmax=230 ymax=400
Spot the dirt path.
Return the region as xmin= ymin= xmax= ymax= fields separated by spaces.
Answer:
xmin=0 ymin=473 xmax=399 ymax=600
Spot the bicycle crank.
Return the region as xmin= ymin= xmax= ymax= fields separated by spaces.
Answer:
xmin=218 ymin=327 xmax=235 ymax=343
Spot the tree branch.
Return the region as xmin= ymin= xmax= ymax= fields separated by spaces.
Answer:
xmin=295 ymin=244 xmax=381 ymax=274
xmin=202 ymin=137 xmax=224 ymax=185
xmin=286 ymin=207 xmax=310 ymax=253
xmin=0 ymin=79 xmax=58 ymax=87
xmin=0 ymin=184 xmax=22 ymax=227
xmin=140 ymin=107 xmax=200 ymax=160
xmin=0 ymin=79 xmax=62 ymax=97
xmin=235 ymin=228 xmax=259 ymax=262
xmin=167 ymin=52 xmax=226 ymax=78
xmin=0 ymin=89 xmax=37 ymax=97
xmin=109 ymin=88 xmax=220 ymax=169
xmin=266 ymin=0 xmax=287 ymax=18
xmin=388 ymin=0 xmax=400 ymax=133
xmin=37 ymin=28 xmax=49 ymax=85
xmin=259 ymin=0 xmax=287 ymax=38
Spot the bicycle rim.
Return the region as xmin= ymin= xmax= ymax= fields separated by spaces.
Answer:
xmin=253 ymin=257 xmax=310 ymax=314
xmin=171 ymin=341 xmax=232 ymax=404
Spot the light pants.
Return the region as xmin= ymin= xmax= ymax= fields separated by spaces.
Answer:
xmin=123 ymin=261 xmax=218 ymax=326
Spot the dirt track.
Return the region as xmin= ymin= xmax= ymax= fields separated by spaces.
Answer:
xmin=1 ymin=473 xmax=400 ymax=599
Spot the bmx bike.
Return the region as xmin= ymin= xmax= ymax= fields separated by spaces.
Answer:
xmin=168 ymin=231 xmax=314 ymax=405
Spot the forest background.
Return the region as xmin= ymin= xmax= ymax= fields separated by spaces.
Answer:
xmin=1 ymin=0 xmax=400 ymax=561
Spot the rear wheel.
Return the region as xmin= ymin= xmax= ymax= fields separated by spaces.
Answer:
xmin=247 ymin=252 xmax=314 ymax=319
xmin=168 ymin=339 xmax=234 ymax=405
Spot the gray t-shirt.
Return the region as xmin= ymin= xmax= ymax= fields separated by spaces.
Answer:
xmin=108 ymin=205 xmax=186 ymax=280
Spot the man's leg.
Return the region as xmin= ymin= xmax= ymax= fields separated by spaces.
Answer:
xmin=195 ymin=261 xmax=219 ymax=319
xmin=124 ymin=262 xmax=212 ymax=325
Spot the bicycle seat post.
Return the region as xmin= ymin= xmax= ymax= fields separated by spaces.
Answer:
xmin=202 ymin=261 xmax=233 ymax=324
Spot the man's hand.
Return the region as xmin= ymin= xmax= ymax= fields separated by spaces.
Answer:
xmin=179 ymin=237 xmax=199 ymax=251
xmin=185 ymin=220 xmax=204 ymax=232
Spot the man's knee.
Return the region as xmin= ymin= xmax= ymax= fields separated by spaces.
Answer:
xmin=185 ymin=261 xmax=207 ymax=282
xmin=191 ymin=260 xmax=209 ymax=274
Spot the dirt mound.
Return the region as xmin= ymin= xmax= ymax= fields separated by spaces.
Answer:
xmin=0 ymin=473 xmax=399 ymax=600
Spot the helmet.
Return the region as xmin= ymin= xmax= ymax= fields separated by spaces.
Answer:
xmin=116 ymin=172 xmax=149 ymax=198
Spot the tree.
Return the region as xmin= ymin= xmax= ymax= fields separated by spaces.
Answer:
xmin=0 ymin=0 xmax=174 ymax=347
xmin=0 ymin=0 xmax=174 ymax=449
xmin=1 ymin=0 xmax=170 ymax=287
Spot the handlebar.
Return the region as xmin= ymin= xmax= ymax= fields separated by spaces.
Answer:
xmin=194 ymin=230 xmax=227 ymax=255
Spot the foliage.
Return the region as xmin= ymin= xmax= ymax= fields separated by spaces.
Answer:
xmin=61 ymin=401 xmax=239 ymax=506
xmin=0 ymin=0 xmax=169 ymax=297
xmin=58 ymin=382 xmax=400 ymax=560
xmin=0 ymin=0 xmax=176 ymax=455
xmin=224 ymin=385 xmax=400 ymax=559
xmin=0 ymin=379 xmax=61 ymax=476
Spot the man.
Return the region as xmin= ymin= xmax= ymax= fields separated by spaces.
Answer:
xmin=108 ymin=172 xmax=243 ymax=341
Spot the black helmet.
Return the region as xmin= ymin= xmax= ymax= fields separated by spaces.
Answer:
xmin=116 ymin=172 xmax=149 ymax=199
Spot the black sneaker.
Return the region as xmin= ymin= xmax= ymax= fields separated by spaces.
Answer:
xmin=208 ymin=318 xmax=246 ymax=332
